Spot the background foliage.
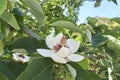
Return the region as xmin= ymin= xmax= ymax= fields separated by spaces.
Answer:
xmin=0 ymin=0 xmax=120 ymax=80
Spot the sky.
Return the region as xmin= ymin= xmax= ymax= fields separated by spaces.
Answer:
xmin=77 ymin=0 xmax=120 ymax=23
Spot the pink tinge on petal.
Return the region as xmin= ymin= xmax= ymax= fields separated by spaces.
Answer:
xmin=50 ymin=54 xmax=67 ymax=64
xmin=68 ymin=54 xmax=84 ymax=62
xmin=37 ymin=49 xmax=54 ymax=57
xmin=46 ymin=34 xmax=54 ymax=49
xmin=66 ymin=39 xmax=80 ymax=53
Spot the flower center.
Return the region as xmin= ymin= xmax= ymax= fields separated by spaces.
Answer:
xmin=53 ymin=35 xmax=68 ymax=52
xmin=18 ymin=54 xmax=25 ymax=58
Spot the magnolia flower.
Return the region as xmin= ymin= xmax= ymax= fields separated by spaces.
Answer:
xmin=37 ymin=33 xmax=84 ymax=64
xmin=12 ymin=53 xmax=30 ymax=63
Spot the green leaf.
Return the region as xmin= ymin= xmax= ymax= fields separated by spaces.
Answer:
xmin=112 ymin=0 xmax=117 ymax=5
xmin=50 ymin=20 xmax=83 ymax=34
xmin=0 ymin=72 xmax=8 ymax=80
xmin=24 ymin=0 xmax=44 ymax=24
xmin=0 ymin=11 xmax=20 ymax=30
xmin=94 ymin=0 xmax=102 ymax=7
xmin=1 ymin=20 xmax=10 ymax=38
xmin=0 ymin=61 xmax=26 ymax=80
xmin=8 ymin=37 xmax=47 ymax=53
xmin=78 ymin=58 xmax=89 ymax=70
xmin=105 ymin=35 xmax=120 ymax=60
xmin=92 ymin=35 xmax=108 ymax=48
xmin=111 ymin=17 xmax=120 ymax=24
xmin=0 ymin=0 xmax=7 ymax=15
xmin=0 ymin=40 xmax=3 ymax=56
xmin=69 ymin=62 xmax=100 ymax=80
xmin=7 ymin=0 xmax=16 ymax=10
xmin=17 ymin=58 xmax=54 ymax=80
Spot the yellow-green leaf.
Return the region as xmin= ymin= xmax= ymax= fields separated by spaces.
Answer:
xmin=0 ymin=11 xmax=20 ymax=30
xmin=0 ymin=0 xmax=7 ymax=15
xmin=0 ymin=40 xmax=3 ymax=56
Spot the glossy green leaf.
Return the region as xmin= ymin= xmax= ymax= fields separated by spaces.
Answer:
xmin=0 ymin=40 xmax=3 ymax=56
xmin=17 ymin=58 xmax=54 ymax=80
xmin=69 ymin=62 xmax=100 ymax=80
xmin=0 ymin=72 xmax=8 ymax=80
xmin=50 ymin=20 xmax=83 ymax=34
xmin=24 ymin=0 xmax=44 ymax=24
xmin=8 ymin=37 xmax=47 ymax=53
xmin=0 ymin=11 xmax=20 ymax=30
xmin=0 ymin=0 xmax=7 ymax=15
xmin=92 ymin=35 xmax=108 ymax=48
xmin=7 ymin=0 xmax=16 ymax=10
xmin=0 ymin=61 xmax=26 ymax=80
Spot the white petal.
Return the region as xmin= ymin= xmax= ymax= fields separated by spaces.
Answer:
xmin=46 ymin=34 xmax=54 ymax=49
xmin=66 ymin=39 xmax=80 ymax=53
xmin=53 ymin=33 xmax=63 ymax=46
xmin=68 ymin=54 xmax=84 ymax=62
xmin=66 ymin=64 xmax=76 ymax=80
xmin=23 ymin=55 xmax=30 ymax=62
xmin=56 ymin=47 xmax=70 ymax=58
xmin=37 ymin=49 xmax=54 ymax=57
xmin=50 ymin=54 xmax=67 ymax=64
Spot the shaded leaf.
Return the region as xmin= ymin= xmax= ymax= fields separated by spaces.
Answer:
xmin=0 ymin=0 xmax=7 ymax=15
xmin=69 ymin=62 xmax=100 ymax=80
xmin=112 ymin=0 xmax=117 ymax=5
xmin=94 ymin=0 xmax=102 ymax=7
xmin=0 ymin=72 xmax=8 ymax=80
xmin=0 ymin=61 xmax=27 ymax=80
xmin=92 ymin=35 xmax=108 ymax=48
xmin=8 ymin=37 xmax=47 ymax=53
xmin=17 ymin=58 xmax=54 ymax=80
xmin=0 ymin=11 xmax=20 ymax=30
xmin=24 ymin=0 xmax=44 ymax=24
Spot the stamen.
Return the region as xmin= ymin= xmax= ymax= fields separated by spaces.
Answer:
xmin=18 ymin=54 xmax=25 ymax=58
xmin=60 ymin=35 xmax=66 ymax=46
xmin=53 ymin=44 xmax=62 ymax=52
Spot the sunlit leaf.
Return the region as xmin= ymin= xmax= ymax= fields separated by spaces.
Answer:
xmin=17 ymin=58 xmax=54 ymax=80
xmin=0 ymin=11 xmax=20 ymax=30
xmin=85 ymin=29 xmax=92 ymax=43
xmin=50 ymin=20 xmax=83 ymax=34
xmin=0 ymin=0 xmax=7 ymax=15
xmin=78 ymin=58 xmax=89 ymax=70
xmin=0 ymin=40 xmax=3 ymax=56
xmin=7 ymin=0 xmax=16 ymax=10
xmin=24 ymin=0 xmax=45 ymax=24
xmin=0 ymin=72 xmax=8 ymax=80
xmin=111 ymin=17 xmax=120 ymax=24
